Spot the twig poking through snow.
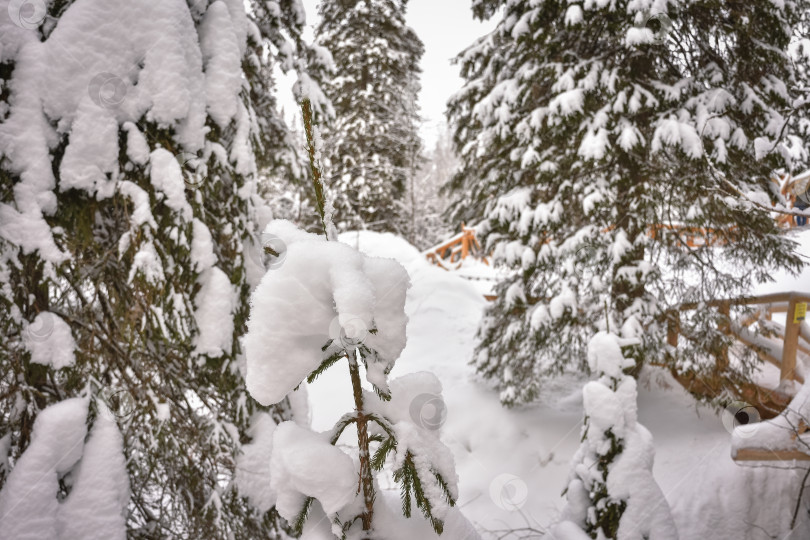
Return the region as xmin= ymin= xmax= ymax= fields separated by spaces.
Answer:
xmin=301 ymin=98 xmax=337 ymax=241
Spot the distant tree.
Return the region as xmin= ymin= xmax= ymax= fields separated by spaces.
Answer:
xmin=0 ymin=0 xmax=325 ymax=537
xmin=316 ymin=0 xmax=425 ymax=232
xmin=400 ymin=126 xmax=456 ymax=249
xmin=448 ymin=0 xmax=810 ymax=405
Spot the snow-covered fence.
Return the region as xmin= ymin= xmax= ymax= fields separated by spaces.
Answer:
xmin=423 ymin=224 xmax=489 ymax=270
xmin=665 ymin=291 xmax=810 ymax=421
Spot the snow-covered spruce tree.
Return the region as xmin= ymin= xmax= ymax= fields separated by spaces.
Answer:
xmin=242 ymin=103 xmax=463 ymax=539
xmin=316 ymin=0 xmax=424 ymax=232
xmin=447 ymin=0 xmax=810 ymax=405
xmin=557 ymin=332 xmax=677 ymax=540
xmin=0 ymin=0 xmax=324 ymax=537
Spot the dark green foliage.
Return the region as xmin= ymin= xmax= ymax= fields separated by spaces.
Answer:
xmin=0 ymin=1 xmax=322 ymax=538
xmin=316 ymin=0 xmax=425 ymax=232
xmin=586 ymin=427 xmax=627 ymax=538
xmin=448 ymin=0 xmax=810 ymax=405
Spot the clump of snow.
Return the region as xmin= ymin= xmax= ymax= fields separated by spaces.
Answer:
xmin=193 ymin=267 xmax=235 ymax=357
xmin=564 ymin=5 xmax=584 ymax=26
xmin=235 ymin=412 xmax=278 ymax=512
xmin=245 ymin=220 xmax=409 ymax=405
xmin=128 ymin=241 xmax=164 ymax=284
xmin=123 ymin=123 xmax=149 ymax=165
xmin=118 ymin=181 xmax=157 ymax=229
xmin=58 ymin=408 xmax=129 ymax=540
xmin=270 ymin=421 xmax=357 ymax=520
xmin=339 ymin=230 xmax=423 ymax=267
xmin=0 ymin=398 xmax=88 ymax=540
xmin=149 ymin=149 xmax=192 ymax=219
xmin=59 ymin=100 xmax=119 ymax=196
xmin=651 ymin=117 xmax=704 ymax=159
xmin=23 ymin=311 xmax=77 ymax=369
xmin=587 ymin=331 xmax=636 ymax=379
xmin=0 ymin=399 xmax=129 ymax=540
xmin=190 ymin=218 xmax=217 ymax=272
xmin=199 ymin=1 xmax=243 ymax=128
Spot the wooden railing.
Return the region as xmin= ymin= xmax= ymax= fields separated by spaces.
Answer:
xmin=666 ymin=292 xmax=810 ymax=423
xmin=424 ymin=224 xmax=489 ymax=270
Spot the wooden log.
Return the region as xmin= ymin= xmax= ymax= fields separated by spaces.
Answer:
xmin=679 ymin=292 xmax=810 ymax=312
xmin=750 ymin=316 xmax=810 ymax=357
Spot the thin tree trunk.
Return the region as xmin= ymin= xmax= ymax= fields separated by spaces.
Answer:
xmin=348 ymin=354 xmax=375 ymax=533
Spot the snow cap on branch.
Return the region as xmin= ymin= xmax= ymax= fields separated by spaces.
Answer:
xmin=244 ymin=220 xmax=409 ymax=405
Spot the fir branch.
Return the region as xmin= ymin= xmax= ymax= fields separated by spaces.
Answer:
xmin=292 ymin=496 xmax=315 ymax=536
xmin=371 ymin=436 xmax=396 ymax=471
xmin=366 ymin=413 xmax=397 ymax=439
xmin=327 ymin=412 xmax=359 ymax=445
xmin=432 ymin=469 xmax=457 ymax=508
xmin=306 ymin=348 xmax=344 ymax=384
xmin=392 ymin=451 xmax=448 ymax=534
xmin=393 ymin=454 xmax=414 ymax=518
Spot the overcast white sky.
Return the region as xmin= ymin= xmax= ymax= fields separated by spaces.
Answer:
xmin=288 ymin=0 xmax=497 ymax=147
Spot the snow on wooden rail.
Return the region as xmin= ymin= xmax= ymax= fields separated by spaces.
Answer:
xmin=732 ymin=412 xmax=810 ymax=463
xmin=667 ymin=292 xmax=810 ymax=422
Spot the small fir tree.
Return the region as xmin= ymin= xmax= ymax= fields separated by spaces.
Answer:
xmin=559 ymin=332 xmax=677 ymax=540
xmin=242 ymin=101 xmax=460 ymax=538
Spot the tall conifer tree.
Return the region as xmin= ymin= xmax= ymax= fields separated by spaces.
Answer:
xmin=448 ymin=0 xmax=810 ymax=405
xmin=316 ymin=0 xmax=424 ymax=232
xmin=0 ymin=0 xmax=326 ymax=537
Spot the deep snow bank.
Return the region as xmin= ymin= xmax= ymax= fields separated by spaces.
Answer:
xmin=305 ymin=229 xmax=810 ymax=539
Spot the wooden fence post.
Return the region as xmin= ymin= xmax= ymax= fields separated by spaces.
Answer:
xmin=782 ymin=296 xmax=801 ymax=382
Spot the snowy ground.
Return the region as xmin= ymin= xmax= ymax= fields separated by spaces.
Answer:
xmin=301 ymin=229 xmax=810 ymax=539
